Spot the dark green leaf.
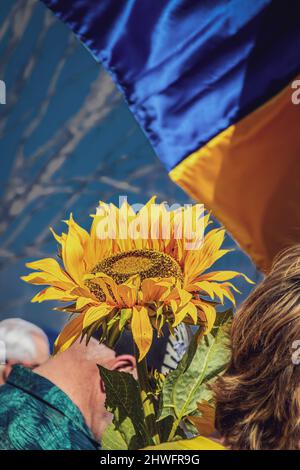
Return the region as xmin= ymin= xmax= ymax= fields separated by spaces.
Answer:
xmin=101 ymin=422 xmax=129 ymax=450
xmin=98 ymin=366 xmax=151 ymax=449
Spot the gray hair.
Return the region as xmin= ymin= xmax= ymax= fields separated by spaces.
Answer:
xmin=0 ymin=318 xmax=49 ymax=363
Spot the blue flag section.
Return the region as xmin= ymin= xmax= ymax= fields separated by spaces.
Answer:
xmin=42 ymin=0 xmax=300 ymax=169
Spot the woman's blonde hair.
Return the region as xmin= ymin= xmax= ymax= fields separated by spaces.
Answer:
xmin=213 ymin=245 xmax=300 ymax=449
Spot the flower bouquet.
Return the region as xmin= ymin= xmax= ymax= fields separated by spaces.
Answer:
xmin=22 ymin=197 xmax=251 ymax=449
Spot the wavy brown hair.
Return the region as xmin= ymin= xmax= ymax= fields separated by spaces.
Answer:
xmin=213 ymin=246 xmax=300 ymax=449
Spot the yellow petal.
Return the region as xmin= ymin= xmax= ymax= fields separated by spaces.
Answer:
xmin=184 ymin=228 xmax=228 ymax=284
xmin=187 ymin=301 xmax=198 ymax=324
xmin=131 ymin=306 xmax=153 ymax=361
xmin=220 ymin=284 xmax=237 ymax=306
xmin=118 ymin=284 xmax=138 ymax=307
xmin=170 ymin=299 xmax=178 ymax=314
xmin=54 ymin=315 xmax=83 ymax=354
xmin=172 ymin=302 xmax=197 ymax=327
xmin=21 ymin=272 xmax=53 ymax=285
xmin=31 ymin=287 xmax=76 ymax=303
xmin=66 ymin=214 xmax=95 ymax=271
xmin=76 ymin=296 xmax=97 ymax=310
xmin=107 ymin=275 xmax=141 ymax=308
xmin=83 ymin=304 xmax=112 ymax=329
xmin=191 ymin=281 xmax=239 ymax=306
xmin=194 ymin=300 xmax=217 ymax=332
xmin=70 ymin=285 xmax=96 ymax=298
xmin=187 ymin=280 xmax=216 ymax=299
xmin=50 ymin=226 xmax=65 ymax=245
xmin=21 ymin=271 xmax=72 ymax=290
xmin=115 ymin=200 xmax=137 ymax=252
xmin=89 ymin=214 xmax=112 ymax=261
xmin=25 ymin=258 xmax=74 ymax=287
xmin=177 ymin=289 xmax=193 ymax=306
xmin=61 ymin=215 xmax=88 ymax=285
xmin=88 ymin=274 xmax=121 ymax=305
xmin=200 ymin=270 xmax=253 ymax=283
xmin=141 ymin=278 xmax=170 ymax=302
xmin=65 ymin=213 xmax=90 ymax=243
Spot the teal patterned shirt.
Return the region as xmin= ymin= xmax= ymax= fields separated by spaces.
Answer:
xmin=0 ymin=365 xmax=100 ymax=450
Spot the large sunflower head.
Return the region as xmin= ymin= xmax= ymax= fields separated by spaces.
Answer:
xmin=22 ymin=197 xmax=252 ymax=360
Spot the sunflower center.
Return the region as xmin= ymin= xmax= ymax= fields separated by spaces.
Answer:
xmin=89 ymin=249 xmax=183 ymax=292
xmin=112 ymin=256 xmax=153 ymax=276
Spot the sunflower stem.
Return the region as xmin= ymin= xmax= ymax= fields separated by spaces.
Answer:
xmin=134 ymin=347 xmax=160 ymax=445
xmin=106 ymin=324 xmax=121 ymax=349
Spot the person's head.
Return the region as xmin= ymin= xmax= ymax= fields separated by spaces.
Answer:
xmin=213 ymin=245 xmax=300 ymax=449
xmin=0 ymin=318 xmax=50 ymax=384
xmin=35 ymin=323 xmax=190 ymax=442
xmin=35 ymin=336 xmax=136 ymax=442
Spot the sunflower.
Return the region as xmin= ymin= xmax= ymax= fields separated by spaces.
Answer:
xmin=21 ymin=198 xmax=251 ymax=360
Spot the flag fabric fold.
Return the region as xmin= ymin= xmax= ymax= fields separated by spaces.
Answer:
xmin=42 ymin=0 xmax=300 ymax=271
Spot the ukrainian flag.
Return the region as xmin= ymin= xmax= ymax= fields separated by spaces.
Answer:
xmin=42 ymin=0 xmax=300 ymax=272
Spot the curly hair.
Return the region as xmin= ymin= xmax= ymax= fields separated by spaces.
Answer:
xmin=213 ymin=246 xmax=300 ymax=449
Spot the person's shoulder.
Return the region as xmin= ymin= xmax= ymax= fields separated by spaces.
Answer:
xmin=0 ymin=383 xmax=62 ymax=449
xmin=1 ymin=407 xmax=98 ymax=450
xmin=0 ymin=382 xmax=26 ymax=413
xmin=0 ymin=384 xmax=98 ymax=450
xmin=0 ymin=383 xmax=38 ymax=449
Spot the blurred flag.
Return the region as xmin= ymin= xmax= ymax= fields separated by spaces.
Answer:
xmin=42 ymin=0 xmax=300 ymax=272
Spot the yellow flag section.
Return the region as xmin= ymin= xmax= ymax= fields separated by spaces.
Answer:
xmin=144 ymin=436 xmax=225 ymax=450
xmin=170 ymin=77 xmax=300 ymax=273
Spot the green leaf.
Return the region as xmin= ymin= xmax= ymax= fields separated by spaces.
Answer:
xmin=81 ymin=318 xmax=102 ymax=344
xmin=107 ymin=314 xmax=120 ymax=331
xmin=119 ymin=308 xmax=132 ymax=330
xmin=159 ymin=309 xmax=232 ymax=440
xmin=98 ymin=366 xmax=151 ymax=450
xmin=101 ymin=422 xmax=129 ymax=450
xmin=211 ymin=308 xmax=233 ymax=335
